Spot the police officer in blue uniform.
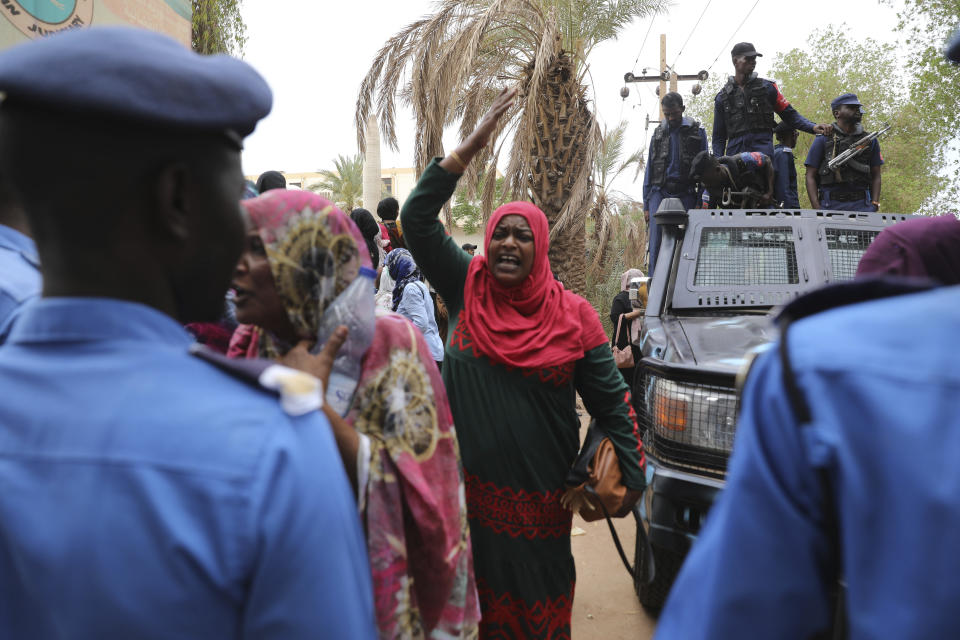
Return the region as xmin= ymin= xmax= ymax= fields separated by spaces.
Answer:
xmin=653 ymin=32 xmax=960 ymax=640
xmin=772 ymin=122 xmax=800 ymax=208
xmin=643 ymin=92 xmax=708 ymax=275
xmin=0 ymin=176 xmax=39 ymax=344
xmin=713 ymin=42 xmax=831 ymax=158
xmin=805 ymin=93 xmax=884 ymax=212
xmin=0 ymin=27 xmax=376 ymax=639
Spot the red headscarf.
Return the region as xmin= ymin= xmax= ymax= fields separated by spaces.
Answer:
xmin=462 ymin=201 xmax=606 ymax=369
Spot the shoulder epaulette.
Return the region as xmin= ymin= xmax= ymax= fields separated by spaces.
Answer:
xmin=189 ymin=344 xmax=323 ymax=416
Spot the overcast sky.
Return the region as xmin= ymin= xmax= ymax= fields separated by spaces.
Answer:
xmin=239 ymin=0 xmax=900 ymax=200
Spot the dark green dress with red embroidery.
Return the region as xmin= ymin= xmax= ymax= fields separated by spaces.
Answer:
xmin=401 ymin=160 xmax=646 ymax=639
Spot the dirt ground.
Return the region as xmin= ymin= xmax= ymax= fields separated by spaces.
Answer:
xmin=570 ymin=406 xmax=657 ymax=639
xmin=570 ymin=511 xmax=657 ymax=639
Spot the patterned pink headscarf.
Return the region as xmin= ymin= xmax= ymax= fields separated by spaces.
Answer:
xmin=239 ymin=190 xmax=372 ymax=358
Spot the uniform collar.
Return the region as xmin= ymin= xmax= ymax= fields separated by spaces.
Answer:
xmin=663 ymin=116 xmax=695 ymax=129
xmin=6 ymin=297 xmax=194 ymax=347
xmin=0 ymin=224 xmax=39 ymax=267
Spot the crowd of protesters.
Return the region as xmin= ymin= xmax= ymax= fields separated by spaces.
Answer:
xmin=0 ymin=20 xmax=959 ymax=640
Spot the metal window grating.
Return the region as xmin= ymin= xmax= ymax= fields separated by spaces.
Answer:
xmin=826 ymin=228 xmax=880 ymax=281
xmin=635 ymin=369 xmax=739 ymax=478
xmin=694 ymin=227 xmax=799 ymax=286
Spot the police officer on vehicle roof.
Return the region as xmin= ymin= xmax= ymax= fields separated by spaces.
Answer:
xmin=643 ymin=91 xmax=708 ymax=276
xmin=0 ymin=27 xmax=376 ymax=639
xmin=805 ymin=93 xmax=884 ymax=212
xmin=772 ymin=122 xmax=800 ymax=208
xmin=654 ymin=27 xmax=960 ymax=640
xmin=713 ymin=42 xmax=831 ymax=158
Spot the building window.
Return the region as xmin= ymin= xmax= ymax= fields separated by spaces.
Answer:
xmin=382 ymin=177 xmax=393 ymax=196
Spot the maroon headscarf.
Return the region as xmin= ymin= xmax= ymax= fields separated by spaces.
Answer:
xmin=856 ymin=215 xmax=960 ymax=285
xmin=462 ymin=201 xmax=606 ymax=369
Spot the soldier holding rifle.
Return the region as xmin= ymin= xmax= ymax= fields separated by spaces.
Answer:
xmin=805 ymin=93 xmax=885 ymax=212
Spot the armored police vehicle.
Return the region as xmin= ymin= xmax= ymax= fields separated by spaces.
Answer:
xmin=632 ymin=199 xmax=910 ymax=610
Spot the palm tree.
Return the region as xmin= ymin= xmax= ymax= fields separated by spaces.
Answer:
xmin=589 ymin=120 xmax=644 ymax=279
xmin=315 ymin=154 xmax=364 ymax=212
xmin=356 ymin=0 xmax=661 ymax=294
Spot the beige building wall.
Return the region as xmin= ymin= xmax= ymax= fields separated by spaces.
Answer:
xmin=380 ymin=167 xmax=418 ymax=207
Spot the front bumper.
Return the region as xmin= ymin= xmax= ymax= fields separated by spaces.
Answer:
xmin=645 ymin=462 xmax=725 ymax=555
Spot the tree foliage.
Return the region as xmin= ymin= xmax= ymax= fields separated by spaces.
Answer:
xmin=315 ymin=154 xmax=365 ymax=212
xmin=453 ymin=175 xmax=506 ymax=234
xmin=689 ymin=27 xmax=958 ymax=214
xmin=356 ymin=0 xmax=661 ymax=293
xmin=192 ymin=0 xmax=247 ymax=55
xmin=588 ymin=121 xmax=644 ymax=278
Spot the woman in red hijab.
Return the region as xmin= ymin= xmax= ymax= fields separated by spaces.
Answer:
xmin=401 ymin=88 xmax=646 ymax=639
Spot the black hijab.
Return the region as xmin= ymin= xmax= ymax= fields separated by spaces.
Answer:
xmin=350 ymin=208 xmax=380 ymax=267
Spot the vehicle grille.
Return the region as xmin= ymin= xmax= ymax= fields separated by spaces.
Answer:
xmin=635 ymin=364 xmax=739 ymax=479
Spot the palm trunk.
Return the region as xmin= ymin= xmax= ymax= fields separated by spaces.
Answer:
xmin=525 ymin=50 xmax=594 ymax=296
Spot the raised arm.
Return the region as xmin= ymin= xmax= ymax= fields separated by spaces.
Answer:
xmin=401 ymin=87 xmax=517 ymax=308
xmin=770 ymin=82 xmax=831 ymax=135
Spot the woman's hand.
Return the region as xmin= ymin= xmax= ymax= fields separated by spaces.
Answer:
xmin=277 ymin=326 xmax=349 ymax=391
xmin=278 ymin=326 xmax=361 ymax=493
xmin=467 ymin=86 xmax=518 ymax=151
xmin=440 ymin=86 xmax=518 ymax=174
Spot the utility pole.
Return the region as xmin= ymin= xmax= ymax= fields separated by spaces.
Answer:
xmin=622 ymin=33 xmax=709 ymax=125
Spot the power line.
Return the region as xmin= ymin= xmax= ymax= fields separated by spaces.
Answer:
xmin=630 ymin=0 xmax=667 ymax=73
xmin=706 ymin=0 xmax=762 ymax=73
xmin=671 ymin=0 xmax=713 ymax=70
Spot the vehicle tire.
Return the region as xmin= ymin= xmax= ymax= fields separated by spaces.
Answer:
xmin=635 ymin=543 xmax=684 ymax=614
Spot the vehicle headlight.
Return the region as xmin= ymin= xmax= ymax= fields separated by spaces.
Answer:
xmin=650 ymin=378 xmax=738 ymax=454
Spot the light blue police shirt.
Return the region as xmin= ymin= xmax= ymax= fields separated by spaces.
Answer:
xmin=0 ymin=297 xmax=376 ymax=639
xmin=0 ymin=224 xmax=40 ymax=344
xmin=656 ymin=285 xmax=960 ymax=639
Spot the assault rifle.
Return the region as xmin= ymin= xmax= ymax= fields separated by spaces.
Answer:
xmin=826 ymin=123 xmax=891 ymax=171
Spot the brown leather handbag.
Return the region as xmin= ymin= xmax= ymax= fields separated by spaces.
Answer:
xmin=563 ymin=420 xmax=653 ymax=584
xmin=611 ymin=314 xmax=635 ymax=369
xmin=563 ymin=422 xmax=643 ymax=522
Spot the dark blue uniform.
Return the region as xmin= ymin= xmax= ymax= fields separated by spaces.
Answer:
xmin=772 ymin=144 xmax=800 ymax=208
xmin=805 ymin=132 xmax=883 ymax=212
xmin=643 ymin=117 xmax=707 ymax=275
xmin=713 ymin=76 xmax=816 ymax=158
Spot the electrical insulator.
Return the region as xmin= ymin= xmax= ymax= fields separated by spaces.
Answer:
xmin=620 ymin=86 xmax=630 ymax=99
xmin=691 ymin=83 xmax=702 ymax=95
xmin=698 ymin=70 xmax=709 ymax=81
xmin=655 ymin=86 xmax=660 ymax=97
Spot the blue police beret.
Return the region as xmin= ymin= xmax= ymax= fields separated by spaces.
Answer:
xmin=947 ymin=25 xmax=960 ymax=64
xmin=830 ymin=93 xmax=863 ymax=112
xmin=0 ymin=26 xmax=271 ymax=137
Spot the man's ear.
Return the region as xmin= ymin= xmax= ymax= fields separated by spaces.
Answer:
xmin=153 ymin=162 xmax=191 ymax=242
